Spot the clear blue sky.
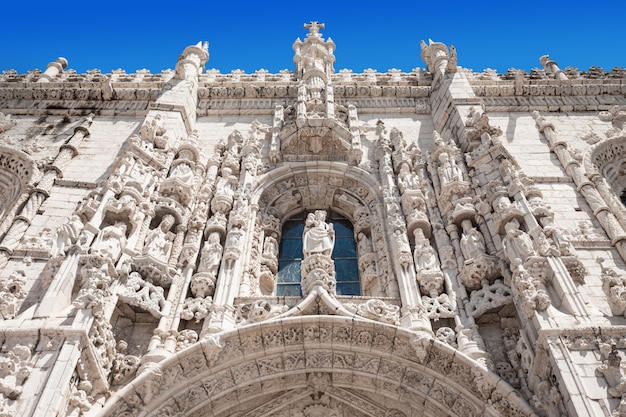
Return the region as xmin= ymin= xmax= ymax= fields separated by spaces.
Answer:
xmin=2 ymin=2 xmax=625 ymax=76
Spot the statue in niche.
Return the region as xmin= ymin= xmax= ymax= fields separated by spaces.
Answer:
xmin=393 ymin=229 xmax=412 ymax=254
xmin=413 ymin=229 xmax=439 ymax=271
xmin=169 ymin=162 xmax=194 ymax=185
xmin=143 ymin=214 xmax=175 ymax=262
xmin=460 ymin=219 xmax=486 ymax=261
xmin=437 ymin=152 xmax=463 ymax=185
xmin=303 ymin=210 xmax=335 ymax=257
xmin=397 ymin=164 xmax=420 ymax=193
xmin=262 ymin=233 xmax=279 ymax=258
xmin=357 ymin=232 xmax=373 ymax=255
xmin=502 ymin=218 xmax=536 ymax=264
xmin=198 ymin=232 xmax=223 ymax=278
xmin=51 ymin=214 xmax=84 ymax=256
xmin=91 ymin=221 xmax=127 ymax=260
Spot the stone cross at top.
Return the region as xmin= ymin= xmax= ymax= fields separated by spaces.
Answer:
xmin=304 ymin=21 xmax=325 ymax=37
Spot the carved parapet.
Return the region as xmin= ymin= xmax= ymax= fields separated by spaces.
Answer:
xmin=459 ymin=254 xmax=500 ymax=291
xmin=301 ymin=254 xmax=336 ymax=296
xmin=468 ymin=279 xmax=513 ymax=318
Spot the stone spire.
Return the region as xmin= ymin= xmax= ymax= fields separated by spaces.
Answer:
xmin=293 ymin=21 xmax=336 ymax=81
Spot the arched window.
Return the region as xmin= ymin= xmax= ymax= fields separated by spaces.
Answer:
xmin=276 ymin=211 xmax=359 ymax=296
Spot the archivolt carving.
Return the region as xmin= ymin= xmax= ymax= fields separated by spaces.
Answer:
xmin=0 ymin=147 xmax=37 ymax=222
xmin=96 ymin=316 xmax=538 ymax=417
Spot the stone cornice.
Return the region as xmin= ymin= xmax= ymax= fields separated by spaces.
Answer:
xmin=1 ymin=69 xmax=625 ymax=116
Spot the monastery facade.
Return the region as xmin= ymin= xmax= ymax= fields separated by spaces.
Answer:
xmin=1 ymin=22 xmax=626 ymax=416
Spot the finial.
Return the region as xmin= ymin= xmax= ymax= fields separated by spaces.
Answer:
xmin=304 ymin=21 xmax=324 ymax=37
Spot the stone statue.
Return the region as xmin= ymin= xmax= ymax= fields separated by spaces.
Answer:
xmin=502 ymin=218 xmax=536 ymax=264
xmin=199 ymin=232 xmax=223 ymax=278
xmin=262 ymin=233 xmax=279 ymax=258
xmin=437 ymin=152 xmax=463 ymax=185
xmin=303 ymin=210 xmax=335 ymax=257
xmin=357 ymin=232 xmax=373 ymax=255
xmin=169 ymin=162 xmax=194 ymax=185
xmin=143 ymin=214 xmax=175 ymax=262
xmin=51 ymin=214 xmax=84 ymax=256
xmin=460 ymin=219 xmax=486 ymax=261
xmin=91 ymin=221 xmax=127 ymax=260
xmin=413 ymin=229 xmax=439 ymax=271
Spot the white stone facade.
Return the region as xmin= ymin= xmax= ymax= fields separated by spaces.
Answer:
xmin=0 ymin=23 xmax=625 ymax=416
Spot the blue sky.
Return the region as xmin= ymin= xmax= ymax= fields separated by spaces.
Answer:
xmin=2 ymin=2 xmax=625 ymax=76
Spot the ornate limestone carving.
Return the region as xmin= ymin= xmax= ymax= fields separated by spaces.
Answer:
xmin=110 ymin=340 xmax=140 ymax=386
xmin=468 ymin=279 xmax=513 ymax=317
xmin=596 ymin=344 xmax=626 ymax=406
xmin=142 ymin=214 xmax=175 ymax=263
xmin=435 ymin=326 xmax=457 ymax=348
xmin=343 ymin=299 xmax=400 ymax=325
xmin=73 ymin=255 xmax=116 ymax=311
xmin=0 ymin=271 xmax=26 ymax=320
xmin=303 ymin=211 xmax=334 ymax=257
xmin=422 ymin=293 xmax=454 ymax=320
xmin=180 ymin=296 xmax=211 ymax=323
xmin=598 ymin=105 xmax=626 ymax=139
xmin=511 ymin=259 xmax=551 ymax=319
xmin=0 ymin=343 xmax=34 ymax=405
xmin=90 ymin=221 xmax=127 ymax=261
xmin=140 ymin=113 xmax=168 ymax=148
xmin=502 ymin=218 xmax=536 ymax=264
xmin=50 ymin=214 xmax=84 ymax=256
xmin=118 ymin=271 xmax=166 ymax=318
xmin=599 ymin=258 xmax=626 ymax=317
xmin=234 ymin=300 xmax=288 ymax=325
xmin=0 ymin=113 xmax=15 ymax=134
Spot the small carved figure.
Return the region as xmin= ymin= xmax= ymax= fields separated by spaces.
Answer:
xmin=51 ymin=214 xmax=84 ymax=256
xmin=460 ymin=219 xmax=486 ymax=261
xmin=303 ymin=211 xmax=335 ymax=257
xmin=502 ymin=218 xmax=536 ymax=264
xmin=357 ymin=232 xmax=373 ymax=255
xmin=438 ymin=152 xmax=463 ymax=185
xmin=91 ymin=221 xmax=127 ymax=260
xmin=143 ymin=215 xmax=175 ymax=262
xmin=262 ymin=233 xmax=279 ymax=258
xmin=413 ymin=229 xmax=439 ymax=271
xmin=199 ymin=232 xmax=223 ymax=278
xmin=169 ymin=162 xmax=194 ymax=185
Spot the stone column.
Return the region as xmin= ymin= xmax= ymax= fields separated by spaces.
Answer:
xmin=37 ymin=57 xmax=68 ymax=82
